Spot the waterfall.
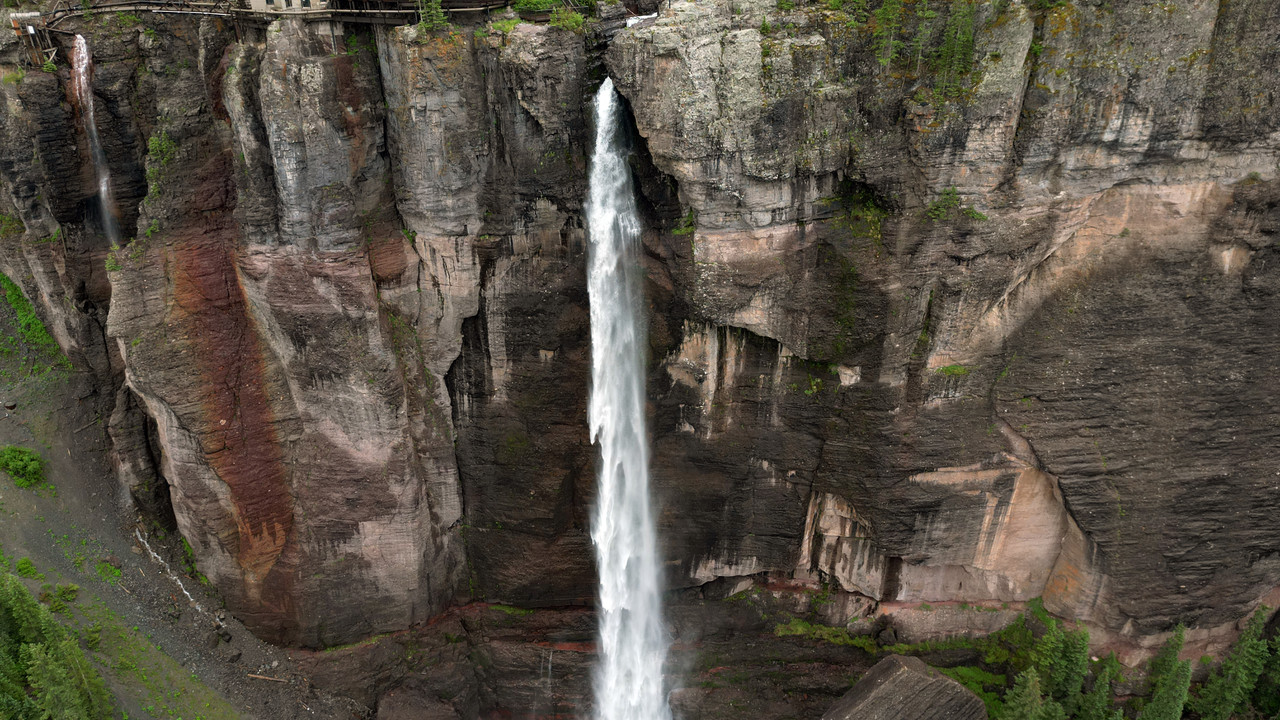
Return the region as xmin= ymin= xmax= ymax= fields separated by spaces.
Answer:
xmin=135 ymin=529 xmax=203 ymax=612
xmin=586 ymin=78 xmax=671 ymax=720
xmin=70 ymin=35 xmax=121 ymax=246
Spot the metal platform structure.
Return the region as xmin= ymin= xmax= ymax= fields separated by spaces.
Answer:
xmin=8 ymin=0 xmax=514 ymax=60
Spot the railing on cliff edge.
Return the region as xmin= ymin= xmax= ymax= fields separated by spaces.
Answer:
xmin=10 ymin=0 xmax=634 ymax=68
xmin=11 ymin=0 xmax=515 ymax=52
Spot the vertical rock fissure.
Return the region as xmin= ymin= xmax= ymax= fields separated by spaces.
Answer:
xmin=586 ymin=78 xmax=671 ymax=720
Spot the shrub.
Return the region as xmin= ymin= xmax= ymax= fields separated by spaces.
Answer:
xmin=673 ymin=209 xmax=697 ymax=235
xmin=925 ymin=187 xmax=962 ymax=221
xmin=491 ymin=17 xmax=521 ymax=33
xmin=40 ymin=61 xmax=55 ymax=74
xmin=0 ymin=446 xmax=45 ymax=488
xmin=512 ymin=0 xmax=558 ymax=12
xmin=549 ymin=6 xmax=584 ymax=31
xmin=15 ymin=558 xmax=42 ymax=580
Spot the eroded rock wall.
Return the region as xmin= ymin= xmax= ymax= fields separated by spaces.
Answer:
xmin=0 ymin=1 xmax=1277 ymax=713
xmin=607 ymin=0 xmax=1280 ymax=658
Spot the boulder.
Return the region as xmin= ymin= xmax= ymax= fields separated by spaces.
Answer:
xmin=822 ymin=655 xmax=987 ymax=720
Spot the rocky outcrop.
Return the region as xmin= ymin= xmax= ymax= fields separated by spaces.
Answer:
xmin=822 ymin=655 xmax=987 ymax=720
xmin=607 ymin=0 xmax=1280 ymax=654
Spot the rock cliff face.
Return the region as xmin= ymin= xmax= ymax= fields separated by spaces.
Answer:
xmin=0 ymin=0 xmax=1278 ymax=714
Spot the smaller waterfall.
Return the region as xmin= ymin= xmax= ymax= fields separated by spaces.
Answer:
xmin=69 ymin=35 xmax=121 ymax=246
xmin=135 ymin=529 xmax=203 ymax=611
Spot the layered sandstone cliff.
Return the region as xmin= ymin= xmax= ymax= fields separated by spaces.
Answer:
xmin=0 ymin=0 xmax=1277 ymax=714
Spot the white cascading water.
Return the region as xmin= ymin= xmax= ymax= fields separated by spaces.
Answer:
xmin=586 ymin=78 xmax=671 ymax=720
xmin=70 ymin=35 xmax=121 ymax=246
xmin=135 ymin=529 xmax=203 ymax=612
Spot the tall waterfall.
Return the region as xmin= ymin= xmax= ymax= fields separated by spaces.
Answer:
xmin=70 ymin=35 xmax=121 ymax=246
xmin=586 ymin=78 xmax=671 ymax=720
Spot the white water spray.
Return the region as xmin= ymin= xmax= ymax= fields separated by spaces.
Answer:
xmin=70 ymin=35 xmax=121 ymax=246
xmin=586 ymin=78 xmax=671 ymax=720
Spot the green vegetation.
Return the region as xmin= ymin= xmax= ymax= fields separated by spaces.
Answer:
xmin=491 ymin=17 xmax=522 ymax=34
xmin=2 ymin=70 xmax=24 ymax=85
xmin=92 ymin=562 xmax=120 ymax=586
xmin=1143 ymin=626 xmax=1191 ymax=720
xmin=1188 ymin=608 xmax=1270 ymax=720
xmin=144 ymin=128 xmax=176 ymax=187
xmin=773 ymin=618 xmax=878 ymax=651
xmin=416 ymin=0 xmax=449 ymax=32
xmin=939 ymin=665 xmax=1007 ymax=716
xmin=490 ymin=604 xmax=534 ymax=617
xmin=104 ymin=245 xmax=121 ymax=272
xmin=935 ymin=0 xmax=977 ymax=98
xmin=936 ymin=364 xmax=969 ymax=376
xmin=549 ymin=6 xmax=584 ymax=32
xmin=673 ymin=208 xmax=697 ymax=236
xmin=0 ymin=274 xmax=68 ymax=379
xmin=15 ymin=558 xmax=42 ymax=580
xmin=925 ymin=186 xmax=986 ymax=222
xmin=513 ymin=0 xmax=558 ymax=12
xmin=911 ymin=0 xmax=938 ymax=76
xmin=0 ymin=573 xmax=113 ymax=719
xmin=0 ymin=213 xmax=24 ymax=238
xmin=871 ymin=0 xmax=903 ymax=67
xmin=830 ymin=181 xmax=887 ymax=244
xmin=925 ymin=186 xmax=961 ymax=220
xmin=76 ymin=598 xmax=243 ymax=718
xmin=0 ymin=446 xmax=45 ymax=489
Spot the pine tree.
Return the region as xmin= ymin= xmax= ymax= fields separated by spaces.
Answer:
xmin=1189 ymin=607 xmax=1270 ymax=720
xmin=0 ymin=573 xmax=113 ymax=720
xmin=416 ymin=0 xmax=449 ymax=32
xmin=1250 ymin=634 xmax=1280 ymax=716
xmin=912 ymin=0 xmax=937 ymax=76
xmin=872 ymin=0 xmax=903 ymax=68
xmin=1141 ymin=627 xmax=1191 ymax=720
xmin=1142 ymin=657 xmax=1191 ymax=720
xmin=1002 ymin=670 xmax=1046 ymax=720
xmin=1147 ymin=625 xmax=1185 ymax=683
xmin=935 ymin=0 xmax=976 ymax=98
xmin=1030 ymin=617 xmax=1090 ymax=711
xmin=1077 ymin=655 xmax=1123 ymax=720
xmin=27 ymin=643 xmax=90 ymax=720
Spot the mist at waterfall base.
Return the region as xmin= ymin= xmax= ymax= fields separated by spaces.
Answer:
xmin=586 ymin=78 xmax=672 ymax=720
xmin=70 ymin=35 xmax=122 ymax=246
